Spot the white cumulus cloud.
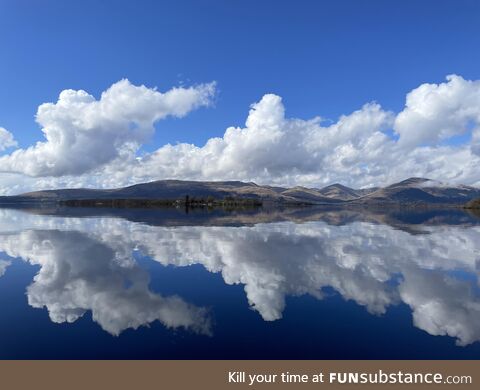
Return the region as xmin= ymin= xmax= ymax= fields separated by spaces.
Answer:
xmin=110 ymin=97 xmax=396 ymax=188
xmin=395 ymin=75 xmax=480 ymax=149
xmin=112 ymin=75 xmax=480 ymax=188
xmin=0 ymin=79 xmax=216 ymax=177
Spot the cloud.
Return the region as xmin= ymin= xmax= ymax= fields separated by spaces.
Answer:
xmin=0 ymin=127 xmax=17 ymax=151
xmin=115 ymin=75 xmax=480 ymax=188
xmin=0 ymin=79 xmax=216 ymax=177
xmin=395 ymin=75 xmax=480 ymax=149
xmin=1 ymin=74 xmax=480 ymax=192
xmin=106 ymin=97 xmax=397 ymax=188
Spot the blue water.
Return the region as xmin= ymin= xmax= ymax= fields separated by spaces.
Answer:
xmin=0 ymin=206 xmax=479 ymax=359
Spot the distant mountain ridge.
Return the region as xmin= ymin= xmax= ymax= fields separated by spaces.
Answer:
xmin=1 ymin=177 xmax=480 ymax=206
xmin=354 ymin=177 xmax=480 ymax=205
xmin=316 ymin=183 xmax=378 ymax=201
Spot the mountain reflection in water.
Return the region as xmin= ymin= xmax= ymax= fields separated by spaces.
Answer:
xmin=0 ymin=206 xmax=479 ymax=358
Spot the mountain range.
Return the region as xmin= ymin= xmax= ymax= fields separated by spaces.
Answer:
xmin=1 ymin=177 xmax=479 ymax=206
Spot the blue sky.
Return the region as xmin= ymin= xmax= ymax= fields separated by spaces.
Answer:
xmin=1 ymin=0 xmax=480 ymax=192
xmin=2 ymin=0 xmax=479 ymax=148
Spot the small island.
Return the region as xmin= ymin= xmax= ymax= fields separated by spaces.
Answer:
xmin=60 ymin=195 xmax=263 ymax=209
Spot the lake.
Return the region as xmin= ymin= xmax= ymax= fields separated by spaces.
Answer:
xmin=0 ymin=205 xmax=479 ymax=359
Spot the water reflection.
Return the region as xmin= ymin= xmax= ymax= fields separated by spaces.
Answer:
xmin=0 ymin=259 xmax=10 ymax=277
xmin=0 ymin=207 xmax=479 ymax=346
xmin=0 ymin=227 xmax=211 ymax=336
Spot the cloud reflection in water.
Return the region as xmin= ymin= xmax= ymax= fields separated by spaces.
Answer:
xmin=0 ymin=209 xmax=479 ymax=346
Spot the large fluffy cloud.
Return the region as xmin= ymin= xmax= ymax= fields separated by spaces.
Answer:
xmin=1 ymin=74 xmax=480 ymax=192
xmin=395 ymin=75 xmax=480 ymax=149
xmin=123 ymin=98 xmax=396 ymax=188
xmin=0 ymin=79 xmax=216 ymax=177
xmin=114 ymin=75 xmax=480 ymax=188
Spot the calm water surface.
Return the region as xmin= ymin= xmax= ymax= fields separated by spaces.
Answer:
xmin=0 ymin=206 xmax=479 ymax=359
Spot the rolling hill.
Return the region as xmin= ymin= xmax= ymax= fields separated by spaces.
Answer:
xmin=0 ymin=177 xmax=479 ymax=206
xmin=355 ymin=178 xmax=480 ymax=205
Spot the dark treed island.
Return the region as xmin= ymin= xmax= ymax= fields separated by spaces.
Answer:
xmin=59 ymin=196 xmax=263 ymax=209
